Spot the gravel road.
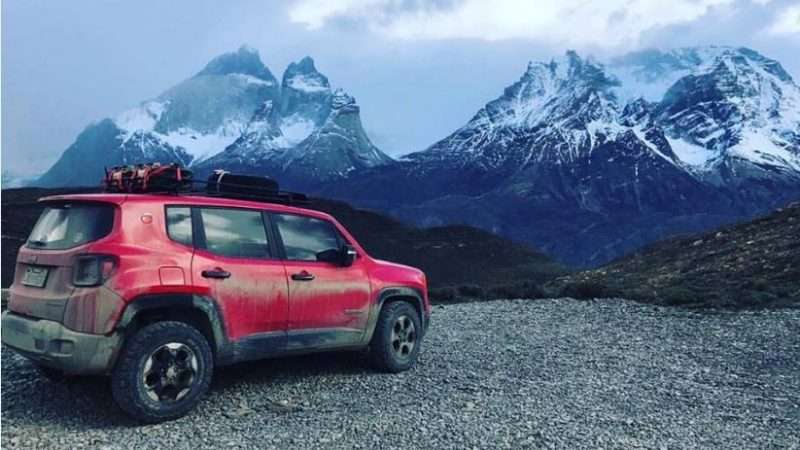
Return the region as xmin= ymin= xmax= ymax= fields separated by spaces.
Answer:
xmin=2 ymin=299 xmax=799 ymax=449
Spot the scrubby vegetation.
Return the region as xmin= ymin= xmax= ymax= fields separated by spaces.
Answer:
xmin=549 ymin=202 xmax=800 ymax=307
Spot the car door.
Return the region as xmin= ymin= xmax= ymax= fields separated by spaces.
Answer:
xmin=271 ymin=212 xmax=371 ymax=351
xmin=186 ymin=206 xmax=289 ymax=352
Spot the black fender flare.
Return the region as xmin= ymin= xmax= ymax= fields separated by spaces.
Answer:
xmin=116 ymin=294 xmax=228 ymax=357
xmin=363 ymin=287 xmax=428 ymax=344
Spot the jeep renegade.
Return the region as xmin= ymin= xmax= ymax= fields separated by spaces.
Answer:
xmin=1 ymin=192 xmax=430 ymax=422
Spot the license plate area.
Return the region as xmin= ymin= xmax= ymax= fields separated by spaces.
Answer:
xmin=22 ymin=266 xmax=50 ymax=288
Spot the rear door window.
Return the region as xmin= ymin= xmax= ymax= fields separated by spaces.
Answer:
xmin=199 ymin=208 xmax=270 ymax=258
xmin=274 ymin=214 xmax=341 ymax=261
xmin=27 ymin=203 xmax=114 ymax=250
xmin=165 ymin=207 xmax=193 ymax=246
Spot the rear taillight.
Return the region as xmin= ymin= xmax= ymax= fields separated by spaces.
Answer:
xmin=72 ymin=255 xmax=117 ymax=287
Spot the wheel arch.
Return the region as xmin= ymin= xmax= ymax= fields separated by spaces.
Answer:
xmin=116 ymin=294 xmax=228 ymax=359
xmin=364 ymin=287 xmax=427 ymax=344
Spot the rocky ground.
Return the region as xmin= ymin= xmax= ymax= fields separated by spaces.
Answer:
xmin=2 ymin=299 xmax=799 ymax=449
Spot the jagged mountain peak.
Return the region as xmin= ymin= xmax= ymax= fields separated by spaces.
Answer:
xmin=38 ymin=46 xmax=391 ymax=189
xmin=523 ymin=50 xmax=609 ymax=83
xmin=282 ymin=56 xmax=330 ymax=94
xmin=331 ymin=88 xmax=356 ymax=109
xmin=607 ymin=45 xmax=795 ymax=103
xmin=197 ymin=45 xmax=277 ymax=82
xmin=285 ymin=56 xmax=319 ymax=75
xmin=483 ymin=51 xmax=619 ymax=130
xmin=406 ymin=44 xmax=800 ymax=189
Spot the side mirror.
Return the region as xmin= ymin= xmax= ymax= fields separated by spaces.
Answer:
xmin=316 ymin=245 xmax=357 ymax=267
xmin=341 ymin=244 xmax=357 ymax=267
xmin=316 ymin=248 xmax=341 ymax=264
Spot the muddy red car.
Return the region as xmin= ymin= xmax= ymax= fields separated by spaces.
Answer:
xmin=1 ymin=187 xmax=429 ymax=422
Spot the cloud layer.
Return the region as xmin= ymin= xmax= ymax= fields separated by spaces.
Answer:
xmin=768 ymin=3 xmax=800 ymax=34
xmin=289 ymin=0 xmax=747 ymax=48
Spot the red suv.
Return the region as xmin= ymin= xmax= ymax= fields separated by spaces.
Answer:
xmin=1 ymin=192 xmax=430 ymax=422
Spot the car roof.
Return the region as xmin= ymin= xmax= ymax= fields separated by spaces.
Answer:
xmin=39 ymin=193 xmax=336 ymax=222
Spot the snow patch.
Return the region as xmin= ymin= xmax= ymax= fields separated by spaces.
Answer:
xmin=666 ymin=136 xmax=718 ymax=168
xmin=729 ymin=129 xmax=800 ymax=171
xmin=231 ymin=73 xmax=276 ymax=87
xmin=115 ymin=102 xmax=244 ymax=163
xmin=160 ymin=121 xmax=244 ymax=162
xmin=280 ymin=115 xmax=316 ymax=145
xmin=115 ymin=101 xmax=165 ymax=133
xmin=287 ymin=74 xmax=329 ymax=93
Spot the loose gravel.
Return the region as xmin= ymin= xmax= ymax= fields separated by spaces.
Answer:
xmin=2 ymin=299 xmax=799 ymax=449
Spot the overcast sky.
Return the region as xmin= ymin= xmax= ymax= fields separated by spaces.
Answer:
xmin=3 ymin=0 xmax=799 ymax=176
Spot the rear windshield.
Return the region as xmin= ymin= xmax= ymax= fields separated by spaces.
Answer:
xmin=27 ymin=203 xmax=115 ymax=250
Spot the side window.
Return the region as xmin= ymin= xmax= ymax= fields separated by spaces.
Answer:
xmin=166 ymin=207 xmax=193 ymax=246
xmin=274 ymin=214 xmax=341 ymax=261
xmin=199 ymin=208 xmax=270 ymax=258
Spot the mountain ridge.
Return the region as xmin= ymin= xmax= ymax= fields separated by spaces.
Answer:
xmin=319 ymin=46 xmax=800 ymax=266
xmin=36 ymin=46 xmax=392 ymax=188
xmin=31 ymin=45 xmax=800 ymax=267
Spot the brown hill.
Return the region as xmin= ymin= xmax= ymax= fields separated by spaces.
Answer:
xmin=551 ymin=202 xmax=800 ymax=307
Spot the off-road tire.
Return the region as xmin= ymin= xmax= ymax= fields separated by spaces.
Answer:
xmin=111 ymin=321 xmax=213 ymax=423
xmin=369 ymin=301 xmax=422 ymax=373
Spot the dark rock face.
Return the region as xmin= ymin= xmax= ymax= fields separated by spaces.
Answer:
xmin=196 ymin=45 xmax=278 ymax=81
xmin=37 ymin=119 xmax=193 ymax=187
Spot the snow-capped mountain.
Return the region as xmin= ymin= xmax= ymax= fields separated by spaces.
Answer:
xmin=31 ymin=44 xmax=800 ymax=266
xmin=323 ymin=46 xmax=800 ymax=266
xmin=36 ymin=46 xmax=390 ymax=188
xmin=408 ymin=46 xmax=800 ymax=181
xmin=192 ymin=57 xmax=392 ymax=186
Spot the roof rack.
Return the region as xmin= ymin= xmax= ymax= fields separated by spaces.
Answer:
xmin=184 ymin=187 xmax=311 ymax=206
xmin=101 ymin=164 xmax=311 ymax=206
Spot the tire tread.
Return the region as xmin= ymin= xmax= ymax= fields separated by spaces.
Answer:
xmin=369 ymin=301 xmax=422 ymax=373
xmin=111 ymin=321 xmax=213 ymax=423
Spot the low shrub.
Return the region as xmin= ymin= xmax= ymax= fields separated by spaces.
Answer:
xmin=429 ymin=287 xmax=457 ymax=303
xmin=457 ymin=284 xmax=485 ymax=299
xmin=488 ymin=281 xmax=546 ymax=299
xmin=559 ymin=281 xmax=612 ymax=299
xmin=657 ymin=287 xmax=699 ymax=306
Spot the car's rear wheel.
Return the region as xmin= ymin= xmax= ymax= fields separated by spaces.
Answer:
xmin=111 ymin=321 xmax=213 ymax=423
xmin=369 ymin=301 xmax=422 ymax=372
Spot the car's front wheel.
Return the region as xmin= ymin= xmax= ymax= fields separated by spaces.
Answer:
xmin=111 ymin=321 xmax=213 ymax=423
xmin=369 ymin=301 xmax=422 ymax=373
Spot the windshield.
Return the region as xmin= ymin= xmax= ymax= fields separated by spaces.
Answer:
xmin=27 ymin=203 xmax=115 ymax=250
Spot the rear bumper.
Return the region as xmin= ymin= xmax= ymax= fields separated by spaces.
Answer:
xmin=1 ymin=311 xmax=122 ymax=374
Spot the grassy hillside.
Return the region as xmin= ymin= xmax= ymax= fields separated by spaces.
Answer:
xmin=1 ymin=188 xmax=566 ymax=300
xmin=551 ymin=201 xmax=800 ymax=307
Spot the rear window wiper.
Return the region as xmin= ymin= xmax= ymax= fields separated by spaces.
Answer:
xmin=27 ymin=240 xmax=48 ymax=247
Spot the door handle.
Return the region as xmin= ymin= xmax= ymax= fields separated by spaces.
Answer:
xmin=291 ymin=270 xmax=315 ymax=281
xmin=202 ymin=268 xmax=231 ymax=279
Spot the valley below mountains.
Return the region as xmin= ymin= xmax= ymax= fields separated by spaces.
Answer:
xmin=33 ymin=45 xmax=800 ymax=267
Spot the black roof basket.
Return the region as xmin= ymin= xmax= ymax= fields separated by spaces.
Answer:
xmin=202 ymin=170 xmax=310 ymax=206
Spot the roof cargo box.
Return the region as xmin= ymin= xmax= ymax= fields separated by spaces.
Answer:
xmin=206 ymin=170 xmax=279 ymax=197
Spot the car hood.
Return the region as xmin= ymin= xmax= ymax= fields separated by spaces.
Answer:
xmin=371 ymin=259 xmax=426 ymax=287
